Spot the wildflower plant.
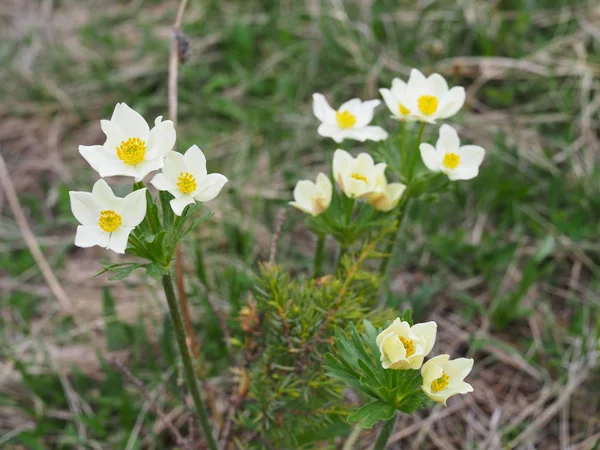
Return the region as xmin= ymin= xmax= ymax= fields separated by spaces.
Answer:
xmin=70 ymin=67 xmax=484 ymax=448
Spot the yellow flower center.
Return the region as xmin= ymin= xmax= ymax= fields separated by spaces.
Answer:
xmin=350 ymin=173 xmax=368 ymax=183
xmin=443 ymin=153 xmax=460 ymax=169
xmin=98 ymin=210 xmax=122 ymax=233
xmin=399 ymin=104 xmax=410 ymax=116
xmin=177 ymin=172 xmax=197 ymax=194
xmin=417 ymin=95 xmax=438 ymax=116
xmin=116 ymin=137 xmax=146 ymax=165
xmin=336 ymin=110 xmax=357 ymax=129
xmin=431 ymin=372 xmax=450 ymax=392
xmin=398 ymin=336 xmax=415 ymax=357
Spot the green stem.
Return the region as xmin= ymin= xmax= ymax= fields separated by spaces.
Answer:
xmin=378 ymin=197 xmax=411 ymax=277
xmin=312 ymin=234 xmax=326 ymax=278
xmin=161 ymin=273 xmax=218 ymax=450
xmin=400 ymin=121 xmax=407 ymax=179
xmin=336 ymin=244 xmax=348 ymax=272
xmin=345 ymin=197 xmax=356 ymax=225
xmin=373 ymin=413 xmax=398 ymax=450
xmin=409 ymin=122 xmax=426 ymax=181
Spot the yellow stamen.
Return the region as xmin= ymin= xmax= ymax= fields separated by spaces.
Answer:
xmin=431 ymin=372 xmax=450 ymax=392
xmin=350 ymin=173 xmax=368 ymax=183
xmin=116 ymin=137 xmax=146 ymax=165
xmin=98 ymin=210 xmax=122 ymax=233
xmin=417 ymin=95 xmax=438 ymax=116
xmin=336 ymin=110 xmax=356 ymax=129
xmin=398 ymin=336 xmax=415 ymax=357
xmin=399 ymin=104 xmax=410 ymax=116
xmin=177 ymin=172 xmax=197 ymax=194
xmin=442 ymin=153 xmax=460 ymax=169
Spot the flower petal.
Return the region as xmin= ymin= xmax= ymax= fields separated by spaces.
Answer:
xmin=338 ymin=98 xmax=361 ymax=116
xmin=150 ymin=173 xmax=178 ymax=196
xmin=289 ymin=201 xmax=313 ymax=215
xmin=146 ymin=118 xmax=176 ymax=160
xmin=437 ymin=87 xmax=466 ymax=119
xmin=458 ymin=145 xmax=485 ymax=168
xmin=293 ymin=180 xmax=318 ymax=206
xmin=421 ymin=354 xmax=449 ymax=384
xmin=170 ymin=196 xmax=195 ymax=216
xmin=410 ymin=321 xmax=437 ymax=356
xmin=75 ymin=225 xmax=109 ymax=249
xmin=445 ymin=358 xmax=474 ymax=381
xmin=163 ymin=151 xmax=187 ymax=182
xmin=419 ymin=143 xmax=442 ymax=172
xmin=426 ymin=73 xmax=449 ymax=97
xmin=354 ymin=99 xmax=381 ymax=127
xmin=134 ymin=157 xmax=164 ymax=181
xmin=183 ymin=145 xmax=208 ymax=180
xmin=379 ymin=88 xmax=399 ymax=117
xmin=312 ymin=93 xmax=336 ymax=124
xmin=436 ymin=124 xmax=460 ymax=150
xmin=92 ymin=179 xmax=123 ymax=211
xmin=317 ymin=123 xmax=346 ymax=142
xmin=69 ymin=191 xmax=100 ymax=226
xmin=407 ymin=68 xmax=427 ymax=92
xmin=107 ymin=227 xmax=134 ymax=254
xmin=110 ymin=103 xmax=150 ymax=140
xmin=80 ymin=145 xmax=138 ymax=179
xmin=100 ymin=120 xmax=124 ymax=154
xmin=193 ymin=173 xmax=228 ymax=202
xmin=315 ymin=173 xmax=332 ymax=200
xmin=346 ymin=126 xmax=388 ymax=142
xmin=447 ymin=166 xmax=479 ymax=181
xmin=332 ymin=149 xmax=352 ymax=189
xmin=121 ymin=188 xmax=147 ymax=227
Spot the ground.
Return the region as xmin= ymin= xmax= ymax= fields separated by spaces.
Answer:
xmin=1 ymin=0 xmax=599 ymax=449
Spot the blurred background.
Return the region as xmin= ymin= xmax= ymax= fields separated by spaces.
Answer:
xmin=1 ymin=0 xmax=599 ymax=448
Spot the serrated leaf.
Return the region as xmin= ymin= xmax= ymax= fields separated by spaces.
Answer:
xmin=347 ymin=401 xmax=395 ymax=429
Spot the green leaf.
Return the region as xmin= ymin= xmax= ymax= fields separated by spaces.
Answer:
xmin=347 ymin=400 xmax=395 ymax=429
xmin=96 ymin=263 xmax=146 ymax=281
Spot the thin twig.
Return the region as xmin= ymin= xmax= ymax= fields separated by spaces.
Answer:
xmin=268 ymin=209 xmax=287 ymax=265
xmin=0 ymin=149 xmax=73 ymax=312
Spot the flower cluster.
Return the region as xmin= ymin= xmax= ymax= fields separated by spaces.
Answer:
xmin=70 ymin=103 xmax=227 ymax=254
xmin=377 ymin=318 xmax=473 ymax=406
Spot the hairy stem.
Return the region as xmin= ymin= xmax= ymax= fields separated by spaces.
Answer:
xmin=161 ymin=273 xmax=218 ymax=450
xmin=409 ymin=122 xmax=426 ymax=181
xmin=312 ymin=234 xmax=326 ymax=278
xmin=378 ymin=196 xmax=411 ymax=277
xmin=373 ymin=413 xmax=398 ymax=450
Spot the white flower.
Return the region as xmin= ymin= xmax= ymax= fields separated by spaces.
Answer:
xmin=419 ymin=124 xmax=485 ymax=180
xmin=380 ymin=69 xmax=465 ymax=123
xmin=69 ymin=179 xmax=147 ymax=254
xmin=80 ymin=103 xmax=176 ymax=181
xmin=312 ymin=94 xmax=388 ymax=143
xmin=332 ymin=149 xmax=386 ymax=199
xmin=421 ymin=354 xmax=474 ymax=406
xmin=375 ymin=318 xmax=437 ymax=370
xmin=289 ymin=173 xmax=332 ymax=216
xmin=150 ymin=145 xmax=228 ymax=216
xmin=367 ymin=172 xmax=406 ymax=212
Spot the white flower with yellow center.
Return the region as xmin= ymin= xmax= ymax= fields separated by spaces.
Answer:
xmin=419 ymin=124 xmax=485 ymax=180
xmin=69 ymin=179 xmax=147 ymax=254
xmin=367 ymin=172 xmax=406 ymax=212
xmin=421 ymin=354 xmax=474 ymax=406
xmin=289 ymin=173 xmax=332 ymax=217
xmin=79 ymin=103 xmax=176 ymax=181
xmin=312 ymin=94 xmax=388 ymax=143
xmin=332 ymin=149 xmax=386 ymax=199
xmin=150 ymin=145 xmax=228 ymax=216
xmin=383 ymin=69 xmax=465 ymax=123
xmin=375 ymin=318 xmax=437 ymax=370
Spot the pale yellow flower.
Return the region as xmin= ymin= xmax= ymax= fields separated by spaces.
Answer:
xmin=289 ymin=173 xmax=332 ymax=216
xmin=421 ymin=354 xmax=474 ymax=406
xmin=367 ymin=172 xmax=406 ymax=212
xmin=332 ymin=149 xmax=386 ymax=199
xmin=376 ymin=318 xmax=437 ymax=370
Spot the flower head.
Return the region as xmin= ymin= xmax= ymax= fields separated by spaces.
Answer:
xmin=332 ymin=150 xmax=386 ymax=199
xmin=381 ymin=69 xmax=465 ymax=123
xmin=376 ymin=318 xmax=437 ymax=370
xmin=421 ymin=355 xmax=474 ymax=406
xmin=290 ymin=173 xmax=332 ymax=217
xmin=420 ymin=124 xmax=485 ymax=180
xmin=79 ymin=103 xmax=176 ymax=181
xmin=150 ymin=145 xmax=228 ymax=216
xmin=312 ymin=94 xmax=388 ymax=143
xmin=367 ymin=172 xmax=406 ymax=212
xmin=69 ymin=179 xmax=147 ymax=254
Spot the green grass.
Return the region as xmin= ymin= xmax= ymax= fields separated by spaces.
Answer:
xmin=1 ymin=0 xmax=599 ymax=448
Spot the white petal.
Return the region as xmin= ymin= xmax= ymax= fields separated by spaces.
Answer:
xmin=121 ymin=188 xmax=147 ymax=227
xmin=410 ymin=321 xmax=437 ymax=356
xmin=426 ymin=73 xmax=449 ymax=97
xmin=437 ymin=87 xmax=466 ymax=119
xmin=338 ymin=98 xmax=361 ymax=116
xmin=376 ymin=319 xmax=408 ymax=347
xmin=134 ymin=157 xmax=164 ymax=181
xmin=448 ymin=166 xmax=479 ymax=181
xmin=183 ymin=145 xmax=208 ymax=179
xmin=107 ymin=227 xmax=134 ymax=254
xmin=75 ymin=225 xmax=109 ymax=249
xmin=170 ymin=196 xmax=195 ymax=216
xmin=458 ymin=145 xmax=485 ymax=168
xmin=408 ymin=355 xmax=426 ymax=370
xmin=346 ymin=126 xmax=388 ymax=142
xmin=380 ymin=333 xmax=407 ymax=364
xmin=193 ymin=173 xmax=228 ymax=202
xmin=69 ymin=191 xmax=100 ymax=225
xmin=332 ymin=149 xmax=352 ymax=188
xmin=163 ymin=151 xmax=187 ymax=182
xmin=354 ymin=99 xmax=381 ymax=127
xmin=315 ymin=173 xmax=332 ymax=200
xmin=150 ymin=173 xmax=178 ymax=195
xmin=100 ymin=119 xmax=124 ymax=154
xmin=436 ymin=124 xmax=460 ymax=150
xmin=293 ymin=180 xmax=318 ymax=206
xmin=421 ymin=354 xmax=449 ymax=384
xmin=146 ymin=118 xmax=176 ymax=160
xmin=445 ymin=358 xmax=474 ymax=381
xmin=312 ymin=93 xmax=336 ymax=124
xmin=407 ymin=68 xmax=427 ymax=92
xmin=289 ymin=201 xmax=313 ymax=215
xmin=419 ymin=143 xmax=442 ymax=172
xmin=80 ymin=145 xmax=138 ymax=179
xmin=391 ymin=78 xmax=407 ymax=97
xmin=317 ymin=123 xmax=346 ymax=143
xmin=110 ymin=103 xmax=150 ymax=140
xmin=92 ymin=179 xmax=123 ymax=211
xmin=379 ymin=88 xmax=400 ymax=117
